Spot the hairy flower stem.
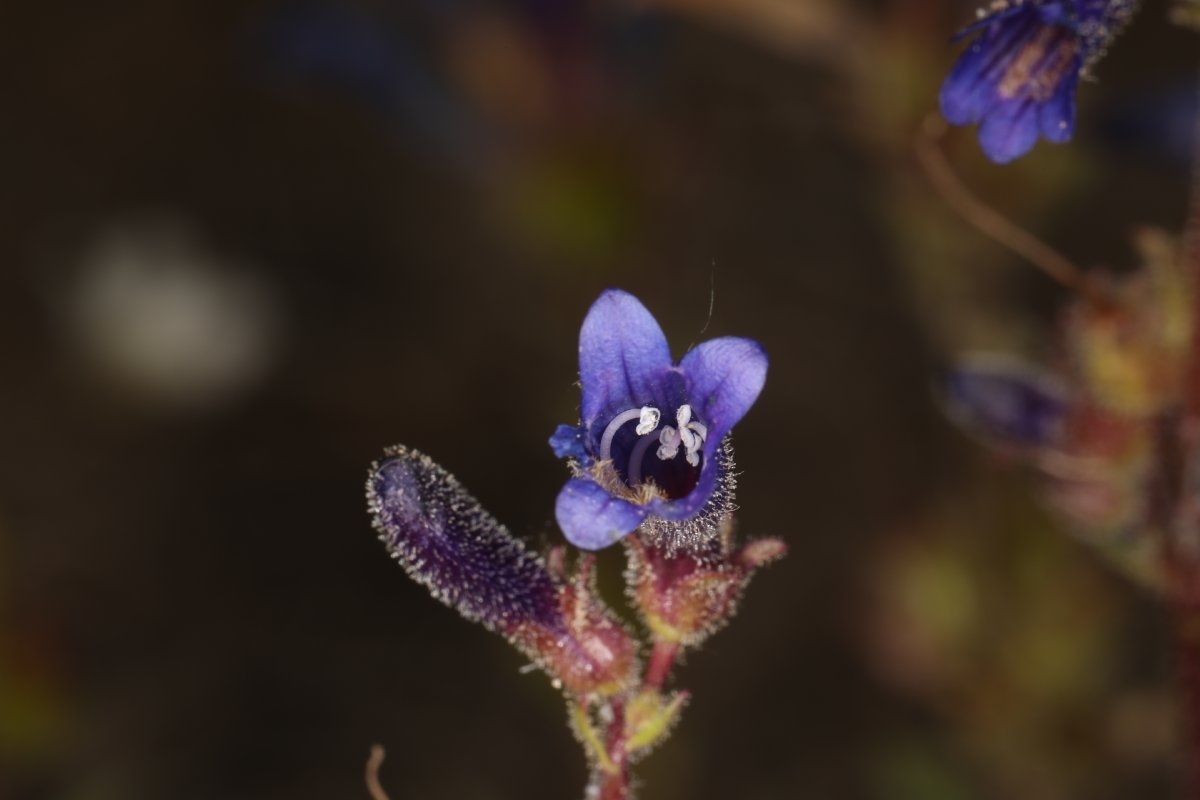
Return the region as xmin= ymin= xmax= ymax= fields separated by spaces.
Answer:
xmin=644 ymin=640 xmax=679 ymax=690
xmin=597 ymin=702 xmax=630 ymax=800
xmin=589 ymin=641 xmax=684 ymax=798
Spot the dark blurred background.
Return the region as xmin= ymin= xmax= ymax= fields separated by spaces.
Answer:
xmin=1 ymin=1 xmax=1196 ymax=798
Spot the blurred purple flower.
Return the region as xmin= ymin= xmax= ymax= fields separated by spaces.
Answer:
xmin=549 ymin=290 xmax=767 ymax=552
xmin=939 ymin=0 xmax=1138 ymax=163
xmin=943 ymin=354 xmax=1069 ymax=448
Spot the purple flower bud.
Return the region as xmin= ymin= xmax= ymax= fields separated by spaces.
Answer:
xmin=368 ymin=446 xmax=562 ymax=631
xmin=367 ymin=446 xmax=639 ymax=695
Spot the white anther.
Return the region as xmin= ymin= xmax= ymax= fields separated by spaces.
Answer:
xmin=654 ymin=404 xmax=707 ymax=463
xmin=685 ymin=420 xmax=707 ymax=458
xmin=657 ymin=426 xmax=680 ymax=458
xmin=678 ymin=426 xmax=697 ymax=451
xmin=635 ymin=406 xmax=661 ymax=436
xmin=599 ymin=406 xmax=660 ymax=462
xmin=675 ymin=404 xmax=692 ymax=428
xmin=629 ymin=404 xmax=709 ymax=483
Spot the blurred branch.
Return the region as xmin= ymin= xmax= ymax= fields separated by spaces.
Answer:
xmin=365 ymin=745 xmax=390 ymax=800
xmin=636 ymin=0 xmax=870 ymax=71
xmin=915 ymin=114 xmax=1109 ymax=307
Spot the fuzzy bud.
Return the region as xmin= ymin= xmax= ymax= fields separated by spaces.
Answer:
xmin=367 ymin=446 xmax=637 ymax=696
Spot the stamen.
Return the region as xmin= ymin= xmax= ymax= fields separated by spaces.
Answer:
xmin=678 ymin=426 xmax=697 ymax=451
xmin=675 ymin=404 xmax=692 ymax=428
xmin=684 ymin=422 xmax=705 ymax=467
xmin=657 ymin=427 xmax=680 ymax=460
xmin=636 ymin=407 xmax=661 ymax=436
xmin=625 ymin=403 xmax=711 ymax=493
xmin=599 ymin=406 xmax=660 ymax=462
xmin=653 ymin=405 xmax=708 ymax=464
xmin=627 ymin=433 xmax=660 ymax=485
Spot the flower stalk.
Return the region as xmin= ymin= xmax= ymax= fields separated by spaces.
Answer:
xmin=643 ymin=641 xmax=679 ymax=691
xmin=933 ymin=9 xmax=1200 ymax=795
xmin=1174 ymin=70 xmax=1200 ymax=800
xmin=367 ymin=289 xmax=781 ymax=798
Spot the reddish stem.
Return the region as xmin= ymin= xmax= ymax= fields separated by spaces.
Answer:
xmin=597 ymin=701 xmax=629 ymax=800
xmin=644 ymin=640 xmax=679 ymax=690
xmin=914 ymin=115 xmax=1109 ymax=306
xmin=1174 ymin=73 xmax=1200 ymax=798
xmin=592 ymin=640 xmax=683 ymax=798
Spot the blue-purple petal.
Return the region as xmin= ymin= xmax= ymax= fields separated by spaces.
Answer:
xmin=941 ymin=8 xmax=1043 ymax=125
xmin=578 ymin=290 xmax=673 ymax=426
xmin=554 ymin=477 xmax=647 ymax=550
xmin=1034 ymin=2 xmax=1070 ymax=26
xmin=939 ymin=41 xmax=995 ymax=126
xmin=549 ymin=423 xmax=588 ymax=461
xmin=978 ymin=100 xmax=1041 ymax=163
xmin=1038 ymin=73 xmax=1079 ymax=143
xmin=678 ymin=336 xmax=768 ymax=445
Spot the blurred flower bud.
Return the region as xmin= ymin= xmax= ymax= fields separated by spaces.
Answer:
xmin=1066 ymin=230 xmax=1189 ymax=417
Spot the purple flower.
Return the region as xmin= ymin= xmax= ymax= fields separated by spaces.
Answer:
xmin=943 ymin=354 xmax=1068 ymax=448
xmin=939 ymin=0 xmax=1138 ymax=163
xmin=549 ymin=290 xmax=767 ymax=551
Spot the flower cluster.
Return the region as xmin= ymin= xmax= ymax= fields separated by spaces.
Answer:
xmin=367 ymin=289 xmax=782 ymax=798
xmin=939 ymin=0 xmax=1139 ymax=163
xmin=944 ymin=228 xmax=1189 ymax=587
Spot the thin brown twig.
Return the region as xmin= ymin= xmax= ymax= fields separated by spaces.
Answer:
xmin=365 ymin=744 xmax=391 ymax=800
xmin=914 ymin=114 xmax=1110 ymax=308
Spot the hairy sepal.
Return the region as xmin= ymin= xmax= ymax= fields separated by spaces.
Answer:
xmin=625 ymin=521 xmax=786 ymax=648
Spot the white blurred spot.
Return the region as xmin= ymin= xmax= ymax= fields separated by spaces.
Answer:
xmin=67 ymin=221 xmax=281 ymax=408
